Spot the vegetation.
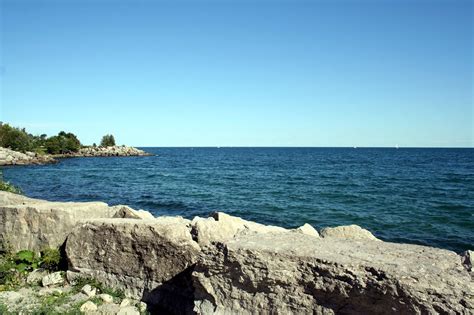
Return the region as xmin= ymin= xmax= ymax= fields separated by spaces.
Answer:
xmin=0 ymin=248 xmax=62 ymax=290
xmin=0 ymin=170 xmax=21 ymax=194
xmin=100 ymin=134 xmax=116 ymax=147
xmin=0 ymin=122 xmax=81 ymax=154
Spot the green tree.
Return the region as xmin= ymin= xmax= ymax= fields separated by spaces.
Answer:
xmin=100 ymin=134 xmax=116 ymax=147
xmin=0 ymin=123 xmax=35 ymax=152
xmin=45 ymin=132 xmax=81 ymax=154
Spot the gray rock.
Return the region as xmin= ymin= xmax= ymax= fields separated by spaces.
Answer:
xmin=117 ymin=306 xmax=140 ymax=315
xmin=65 ymin=217 xmax=200 ymax=313
xmin=97 ymin=303 xmax=121 ymax=315
xmin=320 ymin=224 xmax=379 ymax=240
xmin=293 ymin=223 xmax=319 ymax=237
xmin=0 ymin=191 xmax=153 ymax=252
xmin=42 ymin=271 xmax=64 ymax=286
xmin=99 ymin=293 xmax=114 ymax=303
xmin=26 ymin=269 xmax=49 ymax=285
xmin=80 ymin=300 xmax=98 ymax=313
xmin=120 ymin=298 xmax=133 ymax=307
xmin=191 ymin=212 xmax=288 ymax=246
xmin=462 ymin=250 xmax=473 ymax=272
xmin=81 ymin=284 xmax=97 ymax=297
xmin=192 ymin=233 xmax=473 ymax=314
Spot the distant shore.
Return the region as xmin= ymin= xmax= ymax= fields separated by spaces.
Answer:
xmin=0 ymin=146 xmax=151 ymax=166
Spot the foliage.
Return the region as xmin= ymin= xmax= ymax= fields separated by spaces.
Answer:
xmin=100 ymin=134 xmax=116 ymax=147
xmin=0 ymin=248 xmax=63 ymax=289
xmin=72 ymin=276 xmax=125 ymax=301
xmin=0 ymin=170 xmax=22 ymax=194
xmin=0 ymin=180 xmax=22 ymax=194
xmin=40 ymin=248 xmax=61 ymax=271
xmin=45 ymin=132 xmax=81 ymax=154
xmin=0 ymin=123 xmax=35 ymax=152
xmin=0 ymin=122 xmax=82 ymax=154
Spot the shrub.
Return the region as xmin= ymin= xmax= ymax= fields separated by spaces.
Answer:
xmin=100 ymin=134 xmax=116 ymax=147
xmin=0 ymin=171 xmax=21 ymax=194
xmin=45 ymin=132 xmax=81 ymax=154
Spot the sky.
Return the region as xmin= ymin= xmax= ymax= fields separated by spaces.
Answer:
xmin=0 ymin=0 xmax=472 ymax=147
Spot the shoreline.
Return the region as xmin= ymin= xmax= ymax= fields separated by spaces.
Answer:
xmin=0 ymin=191 xmax=472 ymax=314
xmin=0 ymin=146 xmax=152 ymax=166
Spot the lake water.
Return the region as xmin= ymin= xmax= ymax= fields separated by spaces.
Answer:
xmin=3 ymin=147 xmax=473 ymax=253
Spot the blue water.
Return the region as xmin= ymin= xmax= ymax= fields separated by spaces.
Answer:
xmin=2 ymin=147 xmax=473 ymax=253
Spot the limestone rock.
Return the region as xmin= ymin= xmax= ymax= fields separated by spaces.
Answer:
xmin=462 ymin=250 xmax=473 ymax=272
xmin=26 ymin=269 xmax=49 ymax=285
xmin=97 ymin=303 xmax=121 ymax=315
xmin=65 ymin=217 xmax=200 ymax=313
xmin=320 ymin=224 xmax=379 ymax=240
xmin=191 ymin=212 xmax=288 ymax=246
xmin=99 ymin=293 xmax=114 ymax=303
xmin=81 ymin=284 xmax=96 ymax=297
xmin=0 ymin=191 xmax=152 ymax=252
xmin=117 ymin=306 xmax=140 ymax=315
xmin=120 ymin=298 xmax=133 ymax=307
xmin=41 ymin=271 xmax=64 ymax=287
xmin=293 ymin=223 xmax=319 ymax=237
xmin=80 ymin=301 xmax=98 ymax=313
xmin=192 ymin=233 xmax=473 ymax=314
xmin=0 ymin=147 xmax=56 ymax=166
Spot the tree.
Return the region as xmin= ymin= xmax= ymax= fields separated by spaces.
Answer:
xmin=44 ymin=132 xmax=81 ymax=154
xmin=100 ymin=134 xmax=116 ymax=147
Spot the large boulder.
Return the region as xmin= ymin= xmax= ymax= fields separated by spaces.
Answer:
xmin=65 ymin=217 xmax=200 ymax=313
xmin=192 ymin=233 xmax=473 ymax=314
xmin=191 ymin=212 xmax=288 ymax=246
xmin=320 ymin=224 xmax=379 ymax=241
xmin=0 ymin=192 xmax=151 ymax=252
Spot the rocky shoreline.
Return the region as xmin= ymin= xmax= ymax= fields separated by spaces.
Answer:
xmin=0 ymin=191 xmax=472 ymax=314
xmin=0 ymin=146 xmax=151 ymax=166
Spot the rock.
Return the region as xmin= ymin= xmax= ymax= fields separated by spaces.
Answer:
xmin=117 ymin=306 xmax=140 ymax=315
xmin=0 ymin=291 xmax=23 ymax=302
xmin=192 ymin=233 xmax=473 ymax=314
xmin=293 ymin=223 xmax=319 ymax=237
xmin=120 ymin=298 xmax=133 ymax=307
xmin=320 ymin=224 xmax=379 ymax=240
xmin=99 ymin=293 xmax=114 ymax=303
xmin=97 ymin=303 xmax=121 ymax=315
xmin=137 ymin=301 xmax=147 ymax=313
xmin=41 ymin=271 xmax=64 ymax=286
xmin=65 ymin=217 xmax=200 ymax=313
xmin=0 ymin=191 xmax=153 ymax=252
xmin=81 ymin=284 xmax=96 ymax=297
xmin=462 ymin=250 xmax=473 ymax=272
xmin=191 ymin=212 xmax=288 ymax=246
xmin=80 ymin=300 xmax=98 ymax=313
xmin=37 ymin=287 xmax=66 ymax=296
xmin=26 ymin=269 xmax=49 ymax=285
xmin=0 ymin=147 xmax=56 ymax=166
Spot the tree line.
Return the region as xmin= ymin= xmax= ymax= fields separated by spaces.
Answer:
xmin=0 ymin=123 xmax=116 ymax=154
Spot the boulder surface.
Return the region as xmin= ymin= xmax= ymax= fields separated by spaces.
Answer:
xmin=192 ymin=233 xmax=473 ymax=314
xmin=65 ymin=217 xmax=200 ymax=313
xmin=0 ymin=191 xmax=151 ymax=252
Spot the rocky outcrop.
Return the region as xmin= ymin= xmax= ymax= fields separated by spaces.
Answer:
xmin=0 ymin=147 xmax=56 ymax=166
xmin=0 ymin=145 xmax=151 ymax=166
xmin=192 ymin=233 xmax=473 ymax=314
xmin=57 ymin=145 xmax=151 ymax=158
xmin=320 ymin=224 xmax=379 ymax=240
xmin=0 ymin=191 xmax=472 ymax=314
xmin=65 ymin=217 xmax=200 ymax=313
xmin=0 ymin=192 xmax=152 ymax=252
xmin=191 ymin=212 xmax=288 ymax=246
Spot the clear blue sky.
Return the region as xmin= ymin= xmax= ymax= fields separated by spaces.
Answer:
xmin=0 ymin=0 xmax=472 ymax=147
